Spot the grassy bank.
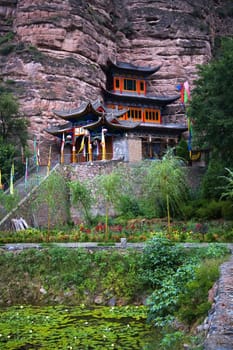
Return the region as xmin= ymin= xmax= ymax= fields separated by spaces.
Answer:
xmin=0 ymin=247 xmax=145 ymax=306
xmin=0 ymin=239 xmax=230 ymax=349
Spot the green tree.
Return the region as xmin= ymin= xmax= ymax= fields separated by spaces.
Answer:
xmin=220 ymin=167 xmax=233 ymax=201
xmin=176 ymin=138 xmax=189 ymax=163
xmin=33 ymin=171 xmax=69 ymax=235
xmin=69 ymin=180 xmax=93 ymax=224
xmin=0 ymin=90 xmax=29 ymax=186
xmin=143 ymin=150 xmax=189 ymax=232
xmin=0 ymin=92 xmax=28 ymax=146
xmin=95 ymin=172 xmax=122 ymax=238
xmin=0 ymin=140 xmax=15 ymax=186
xmin=201 ymin=158 xmax=227 ymax=199
xmin=189 ymin=37 xmax=233 ymax=166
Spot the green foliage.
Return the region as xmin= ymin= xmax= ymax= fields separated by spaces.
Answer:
xmin=0 ymin=248 xmax=143 ymax=306
xmin=0 ymin=139 xmax=16 ymax=186
xmin=95 ymin=171 xmax=123 ymax=236
xmin=221 ymin=200 xmax=233 ymax=220
xmin=33 ymin=171 xmax=69 ymax=231
xmin=220 ymin=167 xmax=233 ymax=201
xmin=0 ymin=91 xmax=29 ymax=145
xmin=145 ymin=241 xmax=228 ymax=328
xmin=0 ymin=190 xmax=20 ymax=214
xmin=139 ymin=237 xmax=185 ymax=288
xmin=142 ymin=151 xmax=189 ymax=228
xmin=0 ymin=44 xmax=15 ymax=55
xmin=181 ymin=197 xmax=232 ymax=220
xmin=146 ymin=262 xmax=197 ymax=326
xmin=0 ymin=32 xmax=14 ymax=45
xmin=177 ymin=259 xmax=221 ymax=325
xmin=69 ymin=180 xmax=93 ymax=224
xmin=0 ymin=32 xmax=15 ymax=55
xmin=0 ymin=304 xmax=152 ymax=349
xmin=0 ymin=90 xmax=29 ymax=185
xmin=159 ymin=331 xmax=185 ymax=350
xmin=195 ymin=200 xmax=223 ymax=219
xmin=114 ymin=163 xmax=146 ymax=219
xmin=176 ymin=138 xmax=189 ymax=162
xmin=116 ymin=194 xmax=142 ymax=218
xmin=189 ymin=37 xmax=233 ymax=166
xmin=201 ymin=159 xmax=227 ymax=199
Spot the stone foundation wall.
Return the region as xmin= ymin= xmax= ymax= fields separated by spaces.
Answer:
xmin=0 ymin=160 xmax=206 ymax=230
xmin=128 ymin=138 xmax=142 ymax=162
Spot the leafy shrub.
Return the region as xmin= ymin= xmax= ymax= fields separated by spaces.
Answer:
xmin=147 ymin=262 xmax=197 ymax=326
xmin=176 ymin=259 xmax=221 ymax=325
xmin=201 ymin=159 xmax=227 ymax=200
xmin=0 ymin=44 xmax=15 ymax=55
xmin=0 ymin=248 xmax=143 ymax=306
xmin=195 ymin=244 xmax=230 ymax=259
xmin=180 ymin=204 xmax=196 ymax=219
xmin=195 ymin=200 xmax=223 ymax=219
xmin=176 ymin=138 xmax=189 ymax=162
xmin=159 ymin=331 xmax=185 ymax=350
xmin=139 ymin=237 xmax=185 ymax=288
xmin=0 ymin=32 xmax=14 ymax=45
xmin=221 ymin=200 xmax=233 ymax=219
xmin=117 ymin=194 xmax=142 ymax=218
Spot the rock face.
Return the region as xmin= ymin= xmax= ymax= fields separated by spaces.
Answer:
xmin=204 ymin=252 xmax=233 ymax=350
xmin=0 ymin=0 xmax=232 ymax=157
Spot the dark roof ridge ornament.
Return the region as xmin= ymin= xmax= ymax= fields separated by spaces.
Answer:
xmin=52 ymin=100 xmax=103 ymax=120
xmin=102 ymin=88 xmax=180 ymax=107
xmin=106 ymin=58 xmax=162 ymax=76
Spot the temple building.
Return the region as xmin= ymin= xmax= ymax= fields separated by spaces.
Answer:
xmin=45 ymin=60 xmax=187 ymax=163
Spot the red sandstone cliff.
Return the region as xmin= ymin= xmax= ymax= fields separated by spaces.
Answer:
xmin=0 ymin=0 xmax=232 ymax=155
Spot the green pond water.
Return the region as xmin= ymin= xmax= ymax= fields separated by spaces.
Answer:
xmin=0 ymin=305 xmax=157 ymax=349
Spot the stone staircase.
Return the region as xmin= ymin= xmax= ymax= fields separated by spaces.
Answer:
xmin=0 ymin=162 xmax=59 ymax=229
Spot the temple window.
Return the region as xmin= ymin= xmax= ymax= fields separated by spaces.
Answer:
xmin=115 ymin=78 xmax=120 ymax=89
xmin=113 ymin=77 xmax=121 ymax=91
xmin=126 ymin=107 xmax=143 ymax=121
xmin=137 ymin=80 xmax=146 ymax=95
xmin=145 ymin=108 xmax=161 ymax=123
xmin=123 ymin=79 xmax=136 ymax=92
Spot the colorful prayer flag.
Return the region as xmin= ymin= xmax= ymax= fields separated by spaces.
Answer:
xmin=88 ymin=133 xmax=92 ymax=162
xmin=37 ymin=143 xmax=40 ymax=167
xmin=33 ymin=137 xmax=37 ymax=165
xmin=47 ymin=146 xmax=51 ymax=176
xmin=60 ymin=133 xmax=65 ymax=164
xmin=184 ymin=81 xmax=190 ymax=104
xmin=0 ymin=169 xmax=3 ymax=190
xmin=101 ymin=128 xmax=107 ymax=161
xmin=24 ymin=157 xmax=28 ymax=189
xmin=10 ymin=163 xmax=14 ymax=195
xmin=78 ymin=135 xmax=85 ymax=154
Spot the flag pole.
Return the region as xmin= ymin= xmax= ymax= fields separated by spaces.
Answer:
xmin=0 ymin=169 xmax=3 ymax=190
xmin=47 ymin=146 xmax=52 ymax=176
xmin=101 ymin=128 xmax=107 ymax=161
xmin=61 ymin=133 xmax=65 ymax=164
xmin=72 ymin=128 xmax=76 ymax=163
xmin=24 ymin=157 xmax=28 ymax=189
xmin=88 ymin=132 xmax=92 ymax=162
xmin=10 ymin=163 xmax=14 ymax=195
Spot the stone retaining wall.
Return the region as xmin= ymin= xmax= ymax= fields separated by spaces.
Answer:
xmin=204 ymin=252 xmax=233 ymax=350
